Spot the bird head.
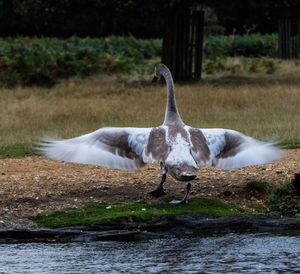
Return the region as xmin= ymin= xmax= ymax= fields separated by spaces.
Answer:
xmin=166 ymin=163 xmax=197 ymax=181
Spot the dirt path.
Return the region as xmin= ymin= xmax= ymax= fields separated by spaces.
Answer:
xmin=0 ymin=150 xmax=299 ymax=228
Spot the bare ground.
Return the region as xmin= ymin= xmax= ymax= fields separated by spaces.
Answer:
xmin=0 ymin=149 xmax=299 ymax=229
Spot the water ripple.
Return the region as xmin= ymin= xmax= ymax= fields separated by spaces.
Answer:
xmin=0 ymin=234 xmax=300 ymax=273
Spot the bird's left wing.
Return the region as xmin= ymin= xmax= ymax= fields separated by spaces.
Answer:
xmin=38 ymin=127 xmax=152 ymax=170
xmin=193 ymin=128 xmax=282 ymax=169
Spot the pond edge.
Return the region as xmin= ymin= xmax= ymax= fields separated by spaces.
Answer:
xmin=1 ymin=215 xmax=300 ymax=243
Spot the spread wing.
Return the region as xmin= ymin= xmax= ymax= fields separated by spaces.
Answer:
xmin=38 ymin=127 xmax=152 ymax=170
xmin=199 ymin=128 xmax=282 ymax=169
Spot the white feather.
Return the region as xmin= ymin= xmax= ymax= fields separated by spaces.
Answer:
xmin=38 ymin=127 xmax=151 ymax=170
xmin=201 ymin=128 xmax=282 ymax=169
xmin=166 ymin=132 xmax=197 ymax=167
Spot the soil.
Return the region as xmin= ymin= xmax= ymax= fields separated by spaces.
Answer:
xmin=0 ymin=149 xmax=299 ymax=229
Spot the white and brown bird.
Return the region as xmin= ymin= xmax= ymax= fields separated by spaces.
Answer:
xmin=39 ymin=64 xmax=281 ymax=204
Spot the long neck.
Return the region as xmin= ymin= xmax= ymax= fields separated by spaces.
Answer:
xmin=157 ymin=65 xmax=183 ymax=125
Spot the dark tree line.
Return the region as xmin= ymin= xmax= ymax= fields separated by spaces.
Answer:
xmin=0 ymin=0 xmax=167 ymax=37
xmin=210 ymin=0 xmax=300 ymax=34
xmin=0 ymin=0 xmax=300 ymax=37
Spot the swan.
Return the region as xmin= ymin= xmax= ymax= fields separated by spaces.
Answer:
xmin=39 ymin=64 xmax=281 ymax=204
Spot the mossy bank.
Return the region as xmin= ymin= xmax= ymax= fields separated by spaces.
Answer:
xmin=31 ymin=198 xmax=245 ymax=228
xmin=31 ymin=180 xmax=300 ymax=229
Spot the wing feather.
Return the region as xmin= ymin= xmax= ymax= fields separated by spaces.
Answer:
xmin=200 ymin=128 xmax=282 ymax=169
xmin=38 ymin=127 xmax=152 ymax=170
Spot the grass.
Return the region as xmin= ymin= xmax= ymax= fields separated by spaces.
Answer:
xmin=203 ymin=57 xmax=278 ymax=75
xmin=242 ymin=180 xmax=300 ymax=217
xmin=31 ymin=181 xmax=300 ymax=228
xmin=31 ymin=198 xmax=244 ymax=228
xmin=268 ymin=182 xmax=300 ymax=217
xmin=1 ymin=69 xmax=300 ymax=157
xmin=244 ymin=180 xmax=270 ymax=197
xmin=0 ymin=143 xmax=34 ymax=158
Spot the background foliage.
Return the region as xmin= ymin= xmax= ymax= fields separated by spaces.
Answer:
xmin=0 ymin=34 xmax=280 ymax=87
xmin=1 ymin=0 xmax=300 ymax=37
xmin=0 ymin=36 xmax=161 ymax=87
xmin=204 ymin=34 xmax=277 ymax=58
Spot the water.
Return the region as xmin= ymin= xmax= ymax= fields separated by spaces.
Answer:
xmin=0 ymin=234 xmax=300 ymax=273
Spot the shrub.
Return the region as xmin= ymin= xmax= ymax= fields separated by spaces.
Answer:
xmin=204 ymin=33 xmax=278 ymax=59
xmin=0 ymin=34 xmax=279 ymax=87
xmin=0 ymin=36 xmax=162 ymax=87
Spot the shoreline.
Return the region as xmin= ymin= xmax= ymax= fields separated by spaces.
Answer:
xmin=1 ymin=214 xmax=300 ymax=243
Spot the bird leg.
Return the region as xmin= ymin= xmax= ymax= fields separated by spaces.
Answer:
xmin=170 ymin=182 xmax=191 ymax=205
xmin=149 ymin=163 xmax=167 ymax=197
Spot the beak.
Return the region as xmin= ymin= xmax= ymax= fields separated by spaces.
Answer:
xmin=151 ymin=75 xmax=159 ymax=83
xmin=179 ymin=172 xmax=197 ymax=181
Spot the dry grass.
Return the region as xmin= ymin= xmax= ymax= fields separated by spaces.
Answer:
xmin=0 ymin=72 xmax=300 ymax=156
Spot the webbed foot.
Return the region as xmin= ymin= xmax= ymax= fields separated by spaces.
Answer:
xmin=169 ymin=182 xmax=191 ymax=205
xmin=169 ymin=199 xmax=187 ymax=205
xmin=149 ymin=187 xmax=167 ymax=197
